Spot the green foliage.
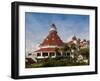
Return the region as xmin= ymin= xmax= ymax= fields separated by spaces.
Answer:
xmin=42 ymin=58 xmax=67 ymax=67
xmin=25 ymin=63 xmax=43 ymax=68
xmin=25 ymin=56 xmax=88 ymax=68
xmin=71 ymin=43 xmax=77 ymax=50
xmin=63 ymin=44 xmax=71 ymax=51
xmin=79 ymin=47 xmax=89 ymax=58
xmin=54 ymin=47 xmax=61 ymax=57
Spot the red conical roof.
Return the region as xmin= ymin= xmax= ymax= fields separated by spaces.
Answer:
xmin=40 ymin=24 xmax=64 ymax=47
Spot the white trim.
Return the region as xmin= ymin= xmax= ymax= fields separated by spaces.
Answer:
xmin=19 ymin=5 xmax=95 ymax=76
xmin=39 ymin=45 xmax=63 ymax=48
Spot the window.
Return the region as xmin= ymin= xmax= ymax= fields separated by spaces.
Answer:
xmin=63 ymin=52 xmax=67 ymax=56
xmin=56 ymin=52 xmax=61 ymax=56
xmin=67 ymin=52 xmax=70 ymax=56
xmin=49 ymin=52 xmax=55 ymax=56
xmin=37 ymin=53 xmax=41 ymax=56
xmin=43 ymin=52 xmax=48 ymax=56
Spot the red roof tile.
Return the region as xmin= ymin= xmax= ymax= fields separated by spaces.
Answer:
xmin=40 ymin=24 xmax=64 ymax=46
xmin=35 ymin=48 xmax=56 ymax=52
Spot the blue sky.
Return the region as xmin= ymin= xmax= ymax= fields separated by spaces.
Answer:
xmin=25 ymin=12 xmax=89 ymax=53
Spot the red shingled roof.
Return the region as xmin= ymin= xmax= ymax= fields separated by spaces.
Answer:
xmin=40 ymin=24 xmax=64 ymax=46
xmin=35 ymin=48 xmax=55 ymax=52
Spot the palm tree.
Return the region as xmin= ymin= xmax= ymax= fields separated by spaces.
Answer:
xmin=64 ymin=44 xmax=71 ymax=52
xmin=61 ymin=43 xmax=72 ymax=63
xmin=55 ymin=47 xmax=61 ymax=57
xmin=70 ymin=43 xmax=78 ymax=63
xmin=70 ymin=43 xmax=77 ymax=50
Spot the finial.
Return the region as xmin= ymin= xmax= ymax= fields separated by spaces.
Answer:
xmin=49 ymin=23 xmax=57 ymax=32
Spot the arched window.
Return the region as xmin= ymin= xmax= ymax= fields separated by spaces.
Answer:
xmin=43 ymin=52 xmax=48 ymax=57
xmin=37 ymin=53 xmax=41 ymax=56
xmin=49 ymin=52 xmax=55 ymax=57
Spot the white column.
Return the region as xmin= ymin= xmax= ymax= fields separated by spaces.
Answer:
xmin=54 ymin=52 xmax=56 ymax=58
xmin=41 ymin=52 xmax=42 ymax=58
xmin=61 ymin=51 xmax=63 ymax=56
xmin=48 ymin=52 xmax=50 ymax=57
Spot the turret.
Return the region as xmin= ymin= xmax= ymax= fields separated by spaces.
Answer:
xmin=49 ymin=23 xmax=57 ymax=33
